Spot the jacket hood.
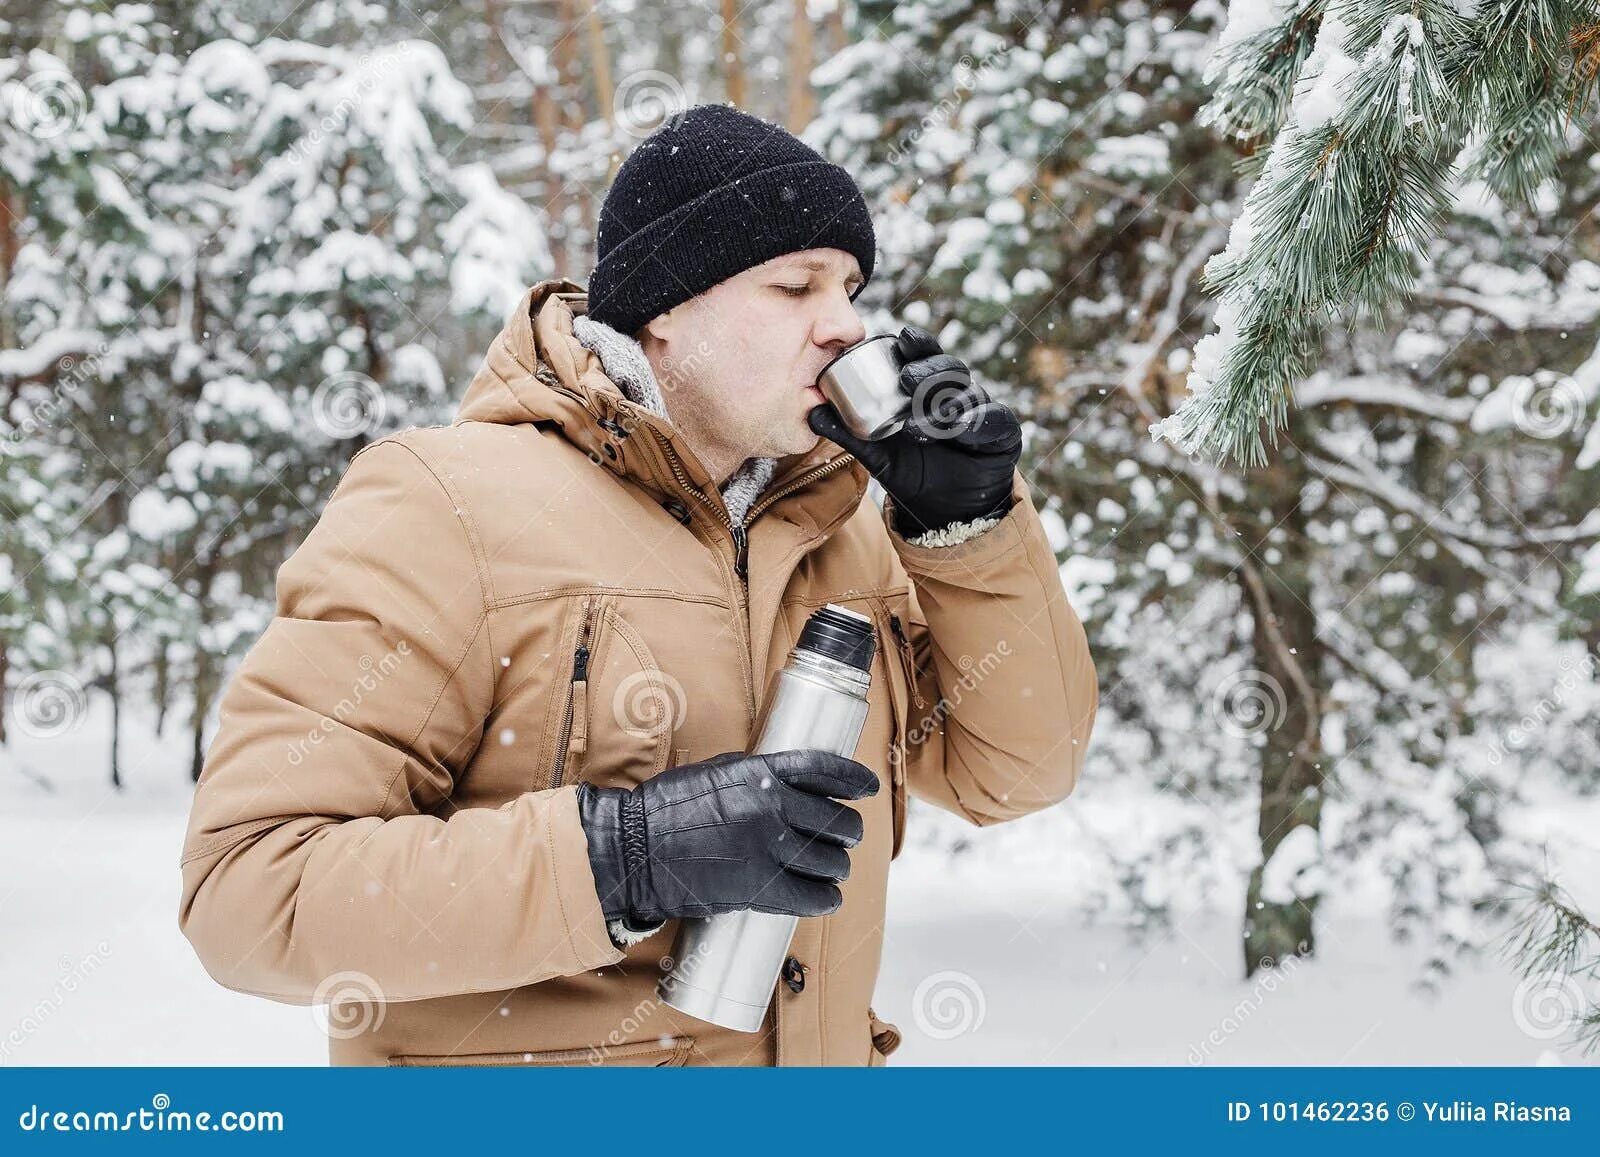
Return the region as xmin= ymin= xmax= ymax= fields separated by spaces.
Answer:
xmin=454 ymin=278 xmax=870 ymax=531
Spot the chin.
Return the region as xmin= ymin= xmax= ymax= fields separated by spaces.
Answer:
xmin=758 ymin=433 xmax=814 ymax=463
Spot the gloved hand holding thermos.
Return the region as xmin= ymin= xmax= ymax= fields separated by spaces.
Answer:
xmin=576 ymin=747 xmax=878 ymax=928
xmin=577 ymin=604 xmax=881 ymax=1033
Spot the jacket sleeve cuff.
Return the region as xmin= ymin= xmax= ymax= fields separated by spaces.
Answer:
xmin=883 ymin=472 xmax=1030 ymax=573
xmin=549 ymin=788 xmax=629 ymax=970
xmin=607 ymin=916 xmax=668 ymax=947
xmin=902 ymin=512 xmax=1005 ymax=548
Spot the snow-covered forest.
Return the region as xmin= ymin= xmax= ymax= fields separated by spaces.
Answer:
xmin=2 ymin=0 xmax=1598 ymax=1064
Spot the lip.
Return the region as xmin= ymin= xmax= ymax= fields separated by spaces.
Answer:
xmin=803 ymin=383 xmax=826 ymax=402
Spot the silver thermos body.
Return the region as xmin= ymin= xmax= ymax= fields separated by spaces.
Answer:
xmin=656 ymin=603 xmax=876 ymax=1032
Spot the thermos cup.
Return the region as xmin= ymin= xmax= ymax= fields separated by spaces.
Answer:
xmin=815 ymin=335 xmax=911 ymax=441
xmin=656 ymin=603 xmax=877 ymax=1032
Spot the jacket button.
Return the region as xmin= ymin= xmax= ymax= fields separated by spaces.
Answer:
xmin=781 ymin=955 xmax=806 ymax=994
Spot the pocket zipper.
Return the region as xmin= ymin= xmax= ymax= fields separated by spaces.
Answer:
xmin=550 ymin=597 xmax=598 ymax=790
xmin=887 ymin=612 xmax=926 ymax=709
xmin=881 ymin=611 xmax=910 ymax=861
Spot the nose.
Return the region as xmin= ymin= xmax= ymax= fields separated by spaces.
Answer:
xmin=814 ymin=285 xmax=866 ymax=354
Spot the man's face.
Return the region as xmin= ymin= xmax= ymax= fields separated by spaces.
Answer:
xmin=640 ymin=248 xmax=867 ymax=467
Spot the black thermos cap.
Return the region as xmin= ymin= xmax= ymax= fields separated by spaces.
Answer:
xmin=796 ymin=604 xmax=876 ymax=672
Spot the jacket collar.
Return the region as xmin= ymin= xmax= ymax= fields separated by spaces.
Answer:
xmin=455 ymin=279 xmax=870 ymax=538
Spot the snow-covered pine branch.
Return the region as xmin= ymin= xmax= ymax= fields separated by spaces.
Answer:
xmin=1200 ymin=0 xmax=1328 ymax=159
xmin=1159 ymin=0 xmax=1600 ymax=466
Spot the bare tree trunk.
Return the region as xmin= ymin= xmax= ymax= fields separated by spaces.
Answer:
xmin=787 ymin=0 xmax=815 ymax=132
xmin=721 ymin=0 xmax=747 ymax=109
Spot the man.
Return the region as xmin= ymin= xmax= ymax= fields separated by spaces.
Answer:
xmin=178 ymin=103 xmax=1097 ymax=1066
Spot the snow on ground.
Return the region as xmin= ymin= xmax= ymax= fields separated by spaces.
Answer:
xmin=1 ymin=701 xmax=1595 ymax=1066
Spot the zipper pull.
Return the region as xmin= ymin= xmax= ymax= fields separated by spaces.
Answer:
xmin=567 ymin=643 xmax=591 ymax=763
xmin=731 ymin=524 xmax=749 ymax=581
xmin=889 ymin=613 xmax=926 ymax=709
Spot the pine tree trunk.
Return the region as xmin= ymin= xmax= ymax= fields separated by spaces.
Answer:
xmin=721 ymin=0 xmax=746 ymax=108
xmin=189 ymin=656 xmax=209 ymax=783
xmin=787 ymin=0 xmax=815 ymax=132
xmin=189 ymin=567 xmax=218 ymax=783
xmin=552 ymin=0 xmax=583 ymax=278
xmin=0 ymin=636 xmax=9 ymax=746
xmin=153 ymin=633 xmax=170 ymax=737
xmin=1237 ymin=427 xmax=1325 ymax=977
xmin=107 ymin=633 xmax=122 ymax=790
xmin=584 ymin=6 xmax=614 ymax=123
xmin=0 ymin=176 xmax=17 ymax=352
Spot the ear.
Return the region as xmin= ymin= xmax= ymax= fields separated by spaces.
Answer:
xmin=641 ymin=306 xmax=678 ymax=346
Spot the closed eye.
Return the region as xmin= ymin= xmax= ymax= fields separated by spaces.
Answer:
xmin=777 ymin=284 xmax=810 ymax=297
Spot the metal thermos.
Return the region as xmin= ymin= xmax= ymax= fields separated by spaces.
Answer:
xmin=815 ymin=334 xmax=910 ymax=441
xmin=657 ymin=603 xmax=876 ymax=1032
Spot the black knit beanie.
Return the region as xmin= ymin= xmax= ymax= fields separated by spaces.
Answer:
xmin=586 ymin=103 xmax=877 ymax=337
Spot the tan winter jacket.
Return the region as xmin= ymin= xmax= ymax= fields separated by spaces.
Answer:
xmin=177 ymin=278 xmax=1098 ymax=1066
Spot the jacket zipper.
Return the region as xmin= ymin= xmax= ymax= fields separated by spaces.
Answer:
xmin=887 ymin=612 xmax=927 ymax=709
xmin=649 ymin=430 xmax=854 ymax=717
xmin=652 ymin=427 xmax=853 ymax=562
xmin=549 ymin=596 xmax=597 ymax=789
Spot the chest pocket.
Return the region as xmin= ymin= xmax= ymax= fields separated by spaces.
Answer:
xmin=538 ymin=592 xmax=678 ymax=791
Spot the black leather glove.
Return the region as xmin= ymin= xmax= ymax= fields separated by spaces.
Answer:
xmin=808 ymin=325 xmax=1022 ymax=538
xmin=575 ymin=749 xmax=879 ymax=927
